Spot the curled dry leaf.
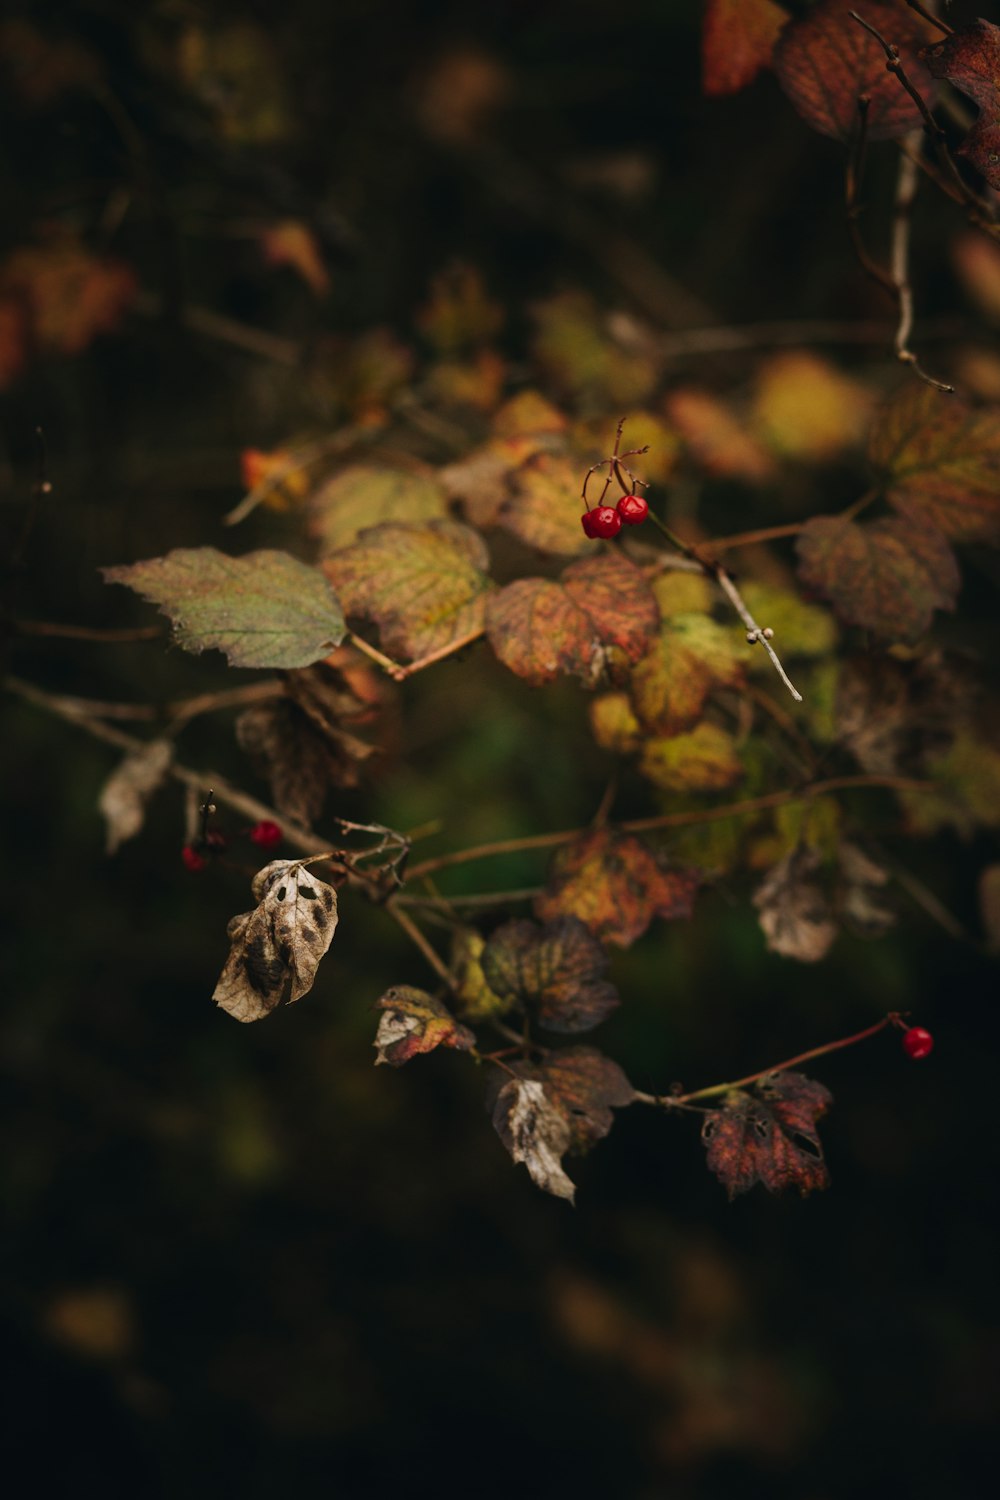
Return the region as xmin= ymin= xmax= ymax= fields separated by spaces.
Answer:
xmin=99 ymin=739 xmax=173 ymax=854
xmin=486 ymin=552 xmax=658 ymax=688
xmin=103 ymin=548 xmax=347 ymax=669
xmin=921 ymin=20 xmax=1000 ymax=189
xmin=535 ymin=829 xmax=699 ymax=948
xmin=774 ymin=0 xmax=931 ymax=143
xmin=702 ymin=1071 xmax=833 ymax=1199
xmin=753 ymin=849 xmax=838 ymax=963
xmin=481 ymin=916 xmax=620 ymax=1034
xmin=372 ymin=986 xmax=475 ymax=1066
xmin=796 ymin=515 xmax=960 ymax=644
xmin=213 ymin=859 xmax=339 ymax=1022
xmin=492 ymin=1078 xmax=576 ymax=1202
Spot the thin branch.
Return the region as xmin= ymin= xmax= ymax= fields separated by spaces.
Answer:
xmin=905 ymin=0 xmax=950 ymax=35
xmin=703 ymin=522 xmax=805 ymax=554
xmin=131 ymin=291 xmax=301 ymax=366
xmin=167 ymin=679 xmax=284 ymax=726
xmin=394 ymin=887 xmax=541 ymax=910
xmin=655 ymin=315 xmax=975 ymax=360
xmin=384 ymin=896 xmax=454 ymax=986
xmin=890 ymin=135 xmax=954 ymax=392
xmin=846 ymin=96 xmax=898 ymax=295
xmin=14 ymin=619 xmax=164 ymax=643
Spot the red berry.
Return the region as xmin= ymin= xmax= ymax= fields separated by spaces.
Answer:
xmin=581 ymin=510 xmax=600 ymax=538
xmin=250 ymin=819 xmax=283 ymax=849
xmin=617 ymin=493 xmax=649 ymax=526
xmin=182 ymin=844 xmax=207 ymax=873
xmin=587 ymin=505 xmax=622 ymax=540
xmin=902 ymin=1026 xmax=934 ymax=1060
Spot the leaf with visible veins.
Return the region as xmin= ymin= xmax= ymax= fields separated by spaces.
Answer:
xmin=869 ymin=384 xmax=1000 ymax=545
xmin=309 ymin=465 xmax=447 ymax=555
xmin=702 ymin=1071 xmax=833 ymax=1199
xmin=922 ymin=20 xmax=1000 ymax=189
xmin=774 ymin=0 xmax=931 ymax=143
xmin=486 ymin=552 xmax=658 ymax=687
xmin=796 ymin=515 xmax=960 ymax=643
xmin=372 ymin=986 xmax=476 ymax=1066
xmin=482 ymin=916 xmax=619 ymax=1034
xmin=535 ymin=829 xmax=699 ymax=947
xmin=213 ymin=859 xmax=339 ymax=1023
xmin=631 ymin=613 xmax=746 ymax=737
xmin=103 ymin=548 xmax=347 ymax=669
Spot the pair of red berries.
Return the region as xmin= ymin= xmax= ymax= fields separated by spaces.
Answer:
xmin=181 ymin=819 xmax=283 ymax=871
xmin=581 ymin=493 xmax=649 ymax=539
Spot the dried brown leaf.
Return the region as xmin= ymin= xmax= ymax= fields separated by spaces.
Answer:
xmin=922 ymin=20 xmax=1000 ymax=188
xmin=372 ymin=986 xmax=475 ymax=1066
xmin=702 ymin=1071 xmax=833 ymax=1199
xmin=98 ymin=739 xmax=173 ymax=855
xmin=753 ymin=849 xmax=838 ymax=962
xmin=481 ymin=916 xmax=620 ymax=1034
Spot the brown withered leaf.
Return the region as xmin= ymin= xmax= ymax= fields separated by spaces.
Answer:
xmin=838 ymin=843 xmax=896 ymax=938
xmin=922 ymin=20 xmax=1000 ymax=189
xmin=535 ymin=829 xmax=699 ymax=947
xmin=774 ymin=0 xmax=931 ymax=143
xmin=835 ymin=652 xmax=964 ymax=775
xmin=869 ymin=384 xmax=1000 ymax=545
xmin=534 ymin=1047 xmax=635 ymax=1154
xmin=702 ymin=0 xmax=786 ymax=98
xmin=492 ymin=1077 xmax=576 ymax=1202
xmin=450 ymin=928 xmax=513 ymax=1022
xmin=639 ymin=722 xmax=744 ymax=793
xmin=795 ymin=515 xmax=960 ymax=643
xmin=372 ymin=986 xmax=476 ymax=1066
xmin=702 ymin=1071 xmax=833 ymax=1199
xmin=213 ymin=859 xmax=338 ymax=1023
xmin=753 ymin=848 xmax=838 ymax=962
xmin=498 ymin=449 xmax=593 ymax=558
xmin=664 ymin=388 xmax=774 ymax=483
xmin=237 ymin=666 xmax=376 ymax=826
xmin=631 ymin=613 xmax=746 ymax=737
xmin=323 ymin=519 xmax=492 ymax=662
xmin=98 ymin=739 xmax=173 ymax=855
xmin=481 ymin=916 xmax=619 ymax=1034
xmin=486 ymin=552 xmax=658 ymax=688
xmin=308 ymin=465 xmax=447 ymax=556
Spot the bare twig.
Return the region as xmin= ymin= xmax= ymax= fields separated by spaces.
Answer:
xmin=891 ymin=135 xmax=954 ymax=391
xmin=704 ymin=523 xmax=805 ymax=553
xmin=384 ymin=896 xmax=454 ymax=986
xmin=713 ymin=568 xmax=804 ymax=701
xmin=14 ymin=620 xmax=164 ymax=643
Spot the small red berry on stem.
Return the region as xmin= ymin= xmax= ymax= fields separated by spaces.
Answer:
xmin=182 ymin=844 xmax=207 ymax=873
xmin=617 ymin=493 xmax=648 ymax=526
xmin=902 ymin=1026 xmax=934 ymax=1060
xmin=586 ymin=505 xmax=622 ymax=540
xmin=581 ymin=510 xmax=600 ymax=539
xmin=250 ymin=819 xmax=283 ymax=849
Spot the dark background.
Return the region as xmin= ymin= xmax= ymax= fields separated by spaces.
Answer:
xmin=3 ymin=2 xmax=998 ymax=1497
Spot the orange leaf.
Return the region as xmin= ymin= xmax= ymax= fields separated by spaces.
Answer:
xmin=535 ymin=829 xmax=699 ymax=947
xmin=702 ymin=0 xmax=786 ymax=98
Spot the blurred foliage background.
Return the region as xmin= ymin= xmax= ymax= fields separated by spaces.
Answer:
xmin=2 ymin=1 xmax=999 ymax=1496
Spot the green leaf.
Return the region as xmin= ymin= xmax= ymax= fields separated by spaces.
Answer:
xmin=486 ymin=553 xmax=658 ymax=687
xmin=795 ymin=515 xmax=960 ymax=643
xmin=869 ymin=383 xmax=1000 ymax=545
xmin=103 ymin=548 xmax=346 ymax=669
xmin=372 ymin=986 xmax=476 ymax=1066
xmin=322 ymin=519 xmax=492 ymax=661
xmin=631 ymin=613 xmax=746 ymax=736
xmin=588 ymin=691 xmax=644 ymax=754
xmin=535 ymin=829 xmax=699 ymax=947
xmin=450 ymin=928 xmax=513 ymax=1022
xmin=308 ymin=465 xmax=447 ymax=555
xmin=481 ymin=916 xmax=620 ymax=1034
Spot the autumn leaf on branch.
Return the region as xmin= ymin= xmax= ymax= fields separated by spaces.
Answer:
xmin=638 ymin=721 xmax=745 ymax=793
xmin=98 ymin=740 xmax=173 ymax=855
xmin=753 ymin=849 xmax=839 ymax=964
xmin=701 ymin=0 xmax=786 ymax=99
xmin=103 ymin=549 xmax=347 ymax=669
xmin=486 ymin=552 xmax=658 ymax=688
xmin=481 ymin=917 xmax=620 ymax=1034
xmin=869 ymin=384 xmax=1000 ymax=546
xmin=309 ymin=465 xmax=448 ymax=556
xmin=795 ymin=515 xmax=960 ymax=643
xmin=702 ymin=1071 xmax=833 ymax=1199
xmin=213 ymin=859 xmax=339 ymax=1023
xmin=630 ymin=612 xmax=746 ymax=737
xmin=921 ymin=20 xmax=1000 ymax=189
xmin=451 ymin=928 xmax=512 ymax=1023
xmin=535 ymin=829 xmax=699 ymax=948
xmin=492 ymin=1078 xmax=577 ymax=1201
xmin=322 ymin=519 xmax=492 ymax=662
xmin=372 ymin=986 xmax=475 ymax=1066
xmin=774 ymin=0 xmax=931 ymax=143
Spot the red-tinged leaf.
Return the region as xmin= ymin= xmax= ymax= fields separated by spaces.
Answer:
xmin=103 ymin=548 xmax=347 ymax=669
xmin=491 ymin=1077 xmax=576 ymax=1202
xmin=664 ymin=388 xmax=775 ymax=483
xmin=322 ymin=519 xmax=492 ymax=662
xmin=481 ymin=916 xmax=620 ymax=1035
xmin=486 ymin=553 xmax=658 ymax=688
xmin=869 ymin=384 xmax=1000 ymax=545
xmin=795 ymin=515 xmax=960 ymax=643
xmin=238 ymin=447 xmax=313 ymax=514
xmin=498 ymin=450 xmax=593 ymax=557
xmin=0 ymin=241 xmax=136 ymax=355
xmin=535 ymin=829 xmax=699 ymax=947
xmin=308 ymin=464 xmax=448 ymax=555
xmin=774 ymin=0 xmax=931 ymax=143
xmin=922 ymin=20 xmax=1000 ymax=188
xmin=638 ymin=722 xmax=744 ymax=792
xmin=702 ymin=1071 xmax=833 ymax=1199
xmin=631 ymin=613 xmax=746 ymax=737
xmin=753 ymin=849 xmax=838 ymax=962
xmin=372 ymin=986 xmax=475 ymax=1066
xmin=532 ymin=1047 xmax=636 ymax=1153
xmin=702 ymin=0 xmax=786 ymax=98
